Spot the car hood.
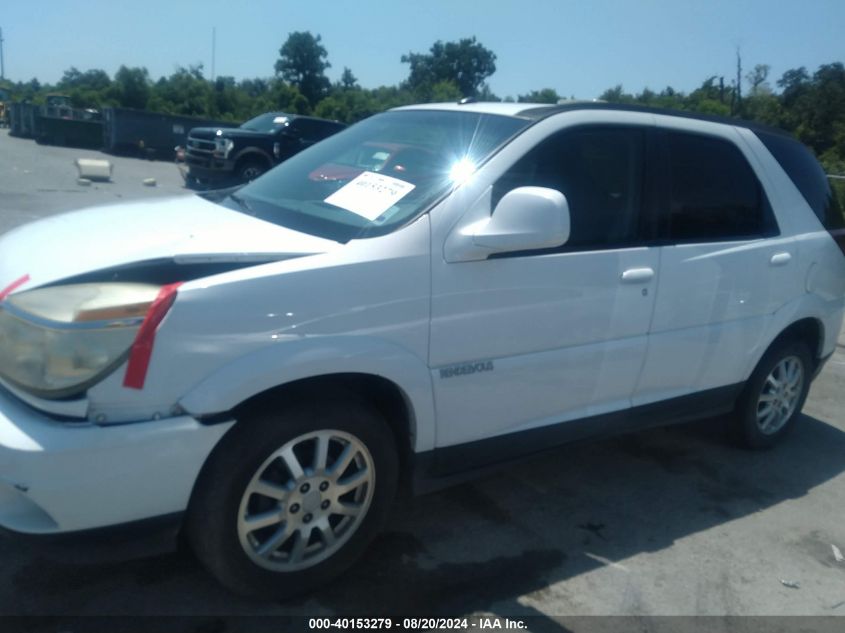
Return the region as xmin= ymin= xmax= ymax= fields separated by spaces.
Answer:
xmin=189 ymin=127 xmax=269 ymax=140
xmin=0 ymin=195 xmax=339 ymax=293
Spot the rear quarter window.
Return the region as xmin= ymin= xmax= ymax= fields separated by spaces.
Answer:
xmin=755 ymin=130 xmax=844 ymax=230
xmin=292 ymin=119 xmax=345 ymax=142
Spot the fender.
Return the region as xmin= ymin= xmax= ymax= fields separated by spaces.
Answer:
xmin=739 ymin=292 xmax=840 ymax=380
xmin=178 ymin=336 xmax=437 ymax=453
xmin=232 ymin=146 xmax=273 ymax=166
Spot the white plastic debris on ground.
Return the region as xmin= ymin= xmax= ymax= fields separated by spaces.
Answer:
xmin=75 ymin=158 xmax=113 ymax=182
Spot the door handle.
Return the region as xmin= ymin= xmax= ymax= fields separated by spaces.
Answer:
xmin=621 ymin=267 xmax=655 ymax=283
xmin=770 ymin=252 xmax=792 ymax=267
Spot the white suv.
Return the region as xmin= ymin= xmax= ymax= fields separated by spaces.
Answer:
xmin=1 ymin=102 xmax=843 ymax=597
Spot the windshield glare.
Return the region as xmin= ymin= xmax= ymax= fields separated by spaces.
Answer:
xmin=227 ymin=110 xmax=530 ymax=242
xmin=240 ymin=112 xmax=290 ymax=133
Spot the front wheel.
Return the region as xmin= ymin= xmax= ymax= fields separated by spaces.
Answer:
xmin=186 ymin=398 xmax=398 ymax=598
xmin=236 ymin=159 xmax=267 ymax=183
xmin=734 ymin=340 xmax=813 ymax=449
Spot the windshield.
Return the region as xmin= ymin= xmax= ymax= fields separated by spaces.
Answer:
xmin=224 ymin=110 xmax=530 ymax=242
xmin=240 ymin=112 xmax=291 ymax=133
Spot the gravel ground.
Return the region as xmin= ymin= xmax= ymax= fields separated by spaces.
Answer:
xmin=1 ymin=130 xmax=844 ymax=625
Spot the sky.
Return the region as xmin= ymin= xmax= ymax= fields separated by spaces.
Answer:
xmin=1 ymin=0 xmax=843 ymax=99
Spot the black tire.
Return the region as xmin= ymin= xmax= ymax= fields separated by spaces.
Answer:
xmin=184 ymin=174 xmax=206 ymax=191
xmin=733 ymin=339 xmax=813 ymax=449
xmin=236 ymin=159 xmax=268 ymax=183
xmin=186 ymin=397 xmax=399 ymax=598
xmin=183 ymin=173 xmax=198 ymax=189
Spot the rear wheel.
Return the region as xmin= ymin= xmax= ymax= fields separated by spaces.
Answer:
xmin=734 ymin=340 xmax=813 ymax=449
xmin=186 ymin=398 xmax=398 ymax=598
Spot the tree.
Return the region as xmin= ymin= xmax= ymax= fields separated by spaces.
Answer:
xmin=267 ymin=80 xmax=311 ymax=115
xmin=804 ymin=63 xmax=845 ymax=155
xmin=772 ymin=64 xmax=845 ymax=155
xmin=110 ymin=66 xmax=151 ymax=110
xmin=475 ymin=83 xmax=500 ymax=102
xmin=238 ymin=78 xmax=270 ymax=99
xmin=401 ymin=37 xmax=497 ymax=98
xmin=315 ymin=87 xmax=377 ymax=123
xmin=146 ymin=65 xmax=213 ymax=117
xmin=742 ymin=65 xmax=777 ymax=124
xmin=210 ymin=76 xmax=240 ymax=118
xmin=274 ymin=31 xmax=331 ymax=107
xmin=598 ymin=84 xmax=634 ymax=103
xmin=430 ymin=80 xmax=463 ymax=102
xmin=746 ymin=64 xmax=771 ymax=96
xmin=339 ymin=67 xmax=358 ymax=90
xmin=518 ymin=88 xmax=561 ymax=104
xmin=59 ymin=67 xmax=111 ymax=92
xmin=777 ymin=67 xmax=811 ymax=102
xmin=368 ymin=85 xmax=417 ymax=111
xmin=12 ymin=78 xmax=43 ymax=103
xmin=58 ymin=67 xmax=112 ymax=108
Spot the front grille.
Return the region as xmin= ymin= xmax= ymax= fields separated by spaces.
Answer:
xmin=186 ymin=136 xmax=216 ymax=169
xmin=186 ymin=155 xmax=213 ymax=168
xmin=186 ymin=136 xmax=215 ymax=155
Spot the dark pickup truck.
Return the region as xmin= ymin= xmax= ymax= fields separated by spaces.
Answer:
xmin=185 ymin=112 xmax=346 ymax=187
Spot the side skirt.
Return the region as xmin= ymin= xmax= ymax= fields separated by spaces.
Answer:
xmin=411 ymin=383 xmax=744 ymax=495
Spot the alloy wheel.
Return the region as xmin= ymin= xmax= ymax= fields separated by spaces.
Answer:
xmin=756 ymin=355 xmax=804 ymax=435
xmin=236 ymin=429 xmax=375 ymax=572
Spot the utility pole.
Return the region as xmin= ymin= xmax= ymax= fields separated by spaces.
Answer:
xmin=1 ymin=27 xmax=5 ymax=80
xmin=733 ymin=47 xmax=743 ymax=116
xmin=211 ymin=27 xmax=216 ymax=81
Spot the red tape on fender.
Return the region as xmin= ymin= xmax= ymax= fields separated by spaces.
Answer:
xmin=0 ymin=274 xmax=31 ymax=301
xmin=123 ymin=282 xmax=183 ymax=390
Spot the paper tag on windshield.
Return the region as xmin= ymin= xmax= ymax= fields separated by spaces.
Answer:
xmin=324 ymin=171 xmax=415 ymax=221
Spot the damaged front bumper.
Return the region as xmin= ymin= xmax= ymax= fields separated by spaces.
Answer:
xmin=0 ymin=385 xmax=232 ymax=535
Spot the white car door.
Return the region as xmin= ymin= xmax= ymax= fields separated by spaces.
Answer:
xmin=634 ymin=122 xmax=801 ymax=406
xmin=430 ymin=123 xmax=659 ymax=454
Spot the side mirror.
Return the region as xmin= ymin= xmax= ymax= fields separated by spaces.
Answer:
xmin=471 ymin=186 xmax=570 ymax=254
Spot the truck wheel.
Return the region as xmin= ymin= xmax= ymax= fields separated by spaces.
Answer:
xmin=237 ymin=159 xmax=268 ymax=182
xmin=184 ymin=173 xmax=204 ymax=191
xmin=733 ymin=340 xmax=812 ymax=449
xmin=186 ymin=398 xmax=399 ymax=598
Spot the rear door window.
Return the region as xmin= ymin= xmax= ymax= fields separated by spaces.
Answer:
xmin=663 ymin=132 xmax=777 ymax=242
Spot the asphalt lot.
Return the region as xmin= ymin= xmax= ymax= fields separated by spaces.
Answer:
xmin=1 ymin=129 xmax=844 ymax=623
xmin=0 ymin=130 xmax=189 ymax=236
